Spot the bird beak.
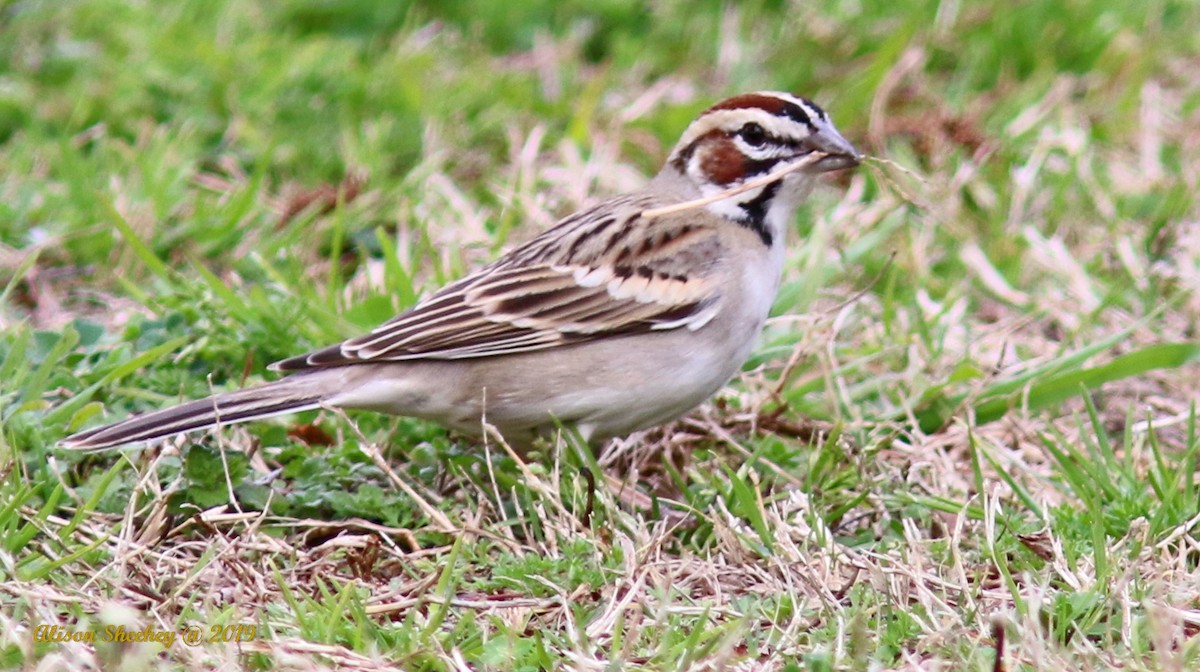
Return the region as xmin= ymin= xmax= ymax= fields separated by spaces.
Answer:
xmin=800 ymin=126 xmax=861 ymax=173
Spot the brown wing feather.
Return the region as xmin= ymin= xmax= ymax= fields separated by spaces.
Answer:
xmin=271 ymin=198 xmax=723 ymax=372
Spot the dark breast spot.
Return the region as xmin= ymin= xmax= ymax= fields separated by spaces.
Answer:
xmin=737 ymin=180 xmax=780 ymax=247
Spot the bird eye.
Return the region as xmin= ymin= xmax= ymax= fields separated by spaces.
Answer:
xmin=738 ymin=122 xmax=767 ymax=148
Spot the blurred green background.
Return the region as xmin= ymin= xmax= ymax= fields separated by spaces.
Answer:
xmin=2 ymin=0 xmax=1199 ymax=669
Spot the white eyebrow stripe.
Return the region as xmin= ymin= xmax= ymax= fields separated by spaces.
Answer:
xmin=752 ymin=90 xmax=826 ymax=120
xmin=671 ymin=108 xmax=811 ymax=159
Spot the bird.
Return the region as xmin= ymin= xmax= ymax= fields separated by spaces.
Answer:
xmin=61 ymin=91 xmax=860 ymax=451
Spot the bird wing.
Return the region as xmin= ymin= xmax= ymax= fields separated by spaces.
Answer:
xmin=272 ymin=206 xmax=723 ymax=370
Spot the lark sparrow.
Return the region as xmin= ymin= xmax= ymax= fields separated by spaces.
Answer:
xmin=62 ymin=92 xmax=859 ymax=450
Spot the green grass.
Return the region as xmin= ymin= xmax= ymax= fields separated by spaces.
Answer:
xmin=3 ymin=0 xmax=1200 ymax=669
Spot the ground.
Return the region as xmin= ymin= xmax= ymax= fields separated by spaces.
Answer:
xmin=1 ymin=1 xmax=1199 ymax=670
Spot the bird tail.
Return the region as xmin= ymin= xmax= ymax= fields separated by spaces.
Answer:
xmin=60 ymin=374 xmax=330 ymax=450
